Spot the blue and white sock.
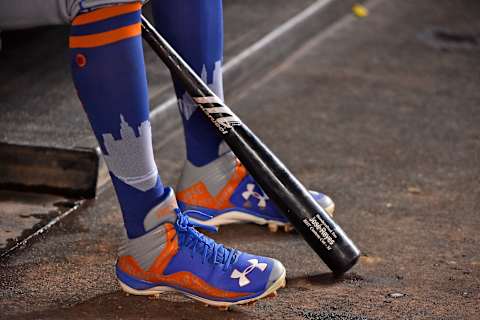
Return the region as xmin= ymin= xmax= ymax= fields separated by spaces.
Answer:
xmin=152 ymin=0 xmax=228 ymax=167
xmin=70 ymin=3 xmax=166 ymax=239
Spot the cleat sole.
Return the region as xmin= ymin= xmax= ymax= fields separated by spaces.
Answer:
xmin=118 ymin=267 xmax=286 ymax=308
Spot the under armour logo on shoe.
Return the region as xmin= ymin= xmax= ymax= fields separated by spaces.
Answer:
xmin=230 ymin=259 xmax=268 ymax=287
xmin=242 ymin=184 xmax=269 ymax=208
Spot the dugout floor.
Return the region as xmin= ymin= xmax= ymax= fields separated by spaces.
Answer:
xmin=1 ymin=0 xmax=479 ymax=319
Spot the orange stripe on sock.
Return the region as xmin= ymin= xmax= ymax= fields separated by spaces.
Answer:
xmin=69 ymin=23 xmax=141 ymax=48
xmin=72 ymin=3 xmax=142 ymax=26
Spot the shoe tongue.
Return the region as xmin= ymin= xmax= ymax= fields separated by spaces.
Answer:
xmin=143 ymin=187 xmax=178 ymax=232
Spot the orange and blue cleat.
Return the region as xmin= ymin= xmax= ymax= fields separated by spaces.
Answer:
xmin=116 ymin=187 xmax=286 ymax=308
xmin=176 ymin=152 xmax=335 ymax=232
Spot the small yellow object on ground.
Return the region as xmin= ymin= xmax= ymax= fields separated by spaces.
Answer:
xmin=352 ymin=4 xmax=369 ymax=17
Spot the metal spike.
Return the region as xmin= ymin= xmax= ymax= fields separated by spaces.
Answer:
xmin=148 ymin=293 xmax=160 ymax=300
xmin=244 ymin=299 xmax=257 ymax=306
xmin=268 ymin=223 xmax=278 ymax=232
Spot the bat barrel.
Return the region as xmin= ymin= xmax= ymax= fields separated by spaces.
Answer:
xmin=225 ymin=126 xmax=360 ymax=274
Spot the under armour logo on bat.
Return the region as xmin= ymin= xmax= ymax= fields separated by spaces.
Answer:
xmin=242 ymin=183 xmax=269 ymax=208
xmin=231 ymin=259 xmax=268 ymax=287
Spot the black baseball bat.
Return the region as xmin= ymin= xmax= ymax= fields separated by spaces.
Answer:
xmin=141 ymin=16 xmax=360 ymax=274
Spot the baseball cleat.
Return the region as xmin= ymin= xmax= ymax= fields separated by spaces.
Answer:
xmin=116 ymin=187 xmax=286 ymax=307
xmin=176 ymin=152 xmax=335 ymax=232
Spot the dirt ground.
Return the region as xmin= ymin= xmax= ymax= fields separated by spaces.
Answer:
xmin=1 ymin=0 xmax=479 ymax=319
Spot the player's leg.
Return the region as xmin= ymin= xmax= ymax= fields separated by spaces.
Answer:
xmin=151 ymin=0 xmax=334 ymax=232
xmin=69 ymin=2 xmax=286 ymax=306
xmin=70 ymin=1 xmax=164 ymax=239
xmin=151 ymin=0 xmax=226 ymax=167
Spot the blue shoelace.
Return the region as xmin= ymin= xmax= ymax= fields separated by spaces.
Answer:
xmin=174 ymin=209 xmax=238 ymax=271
